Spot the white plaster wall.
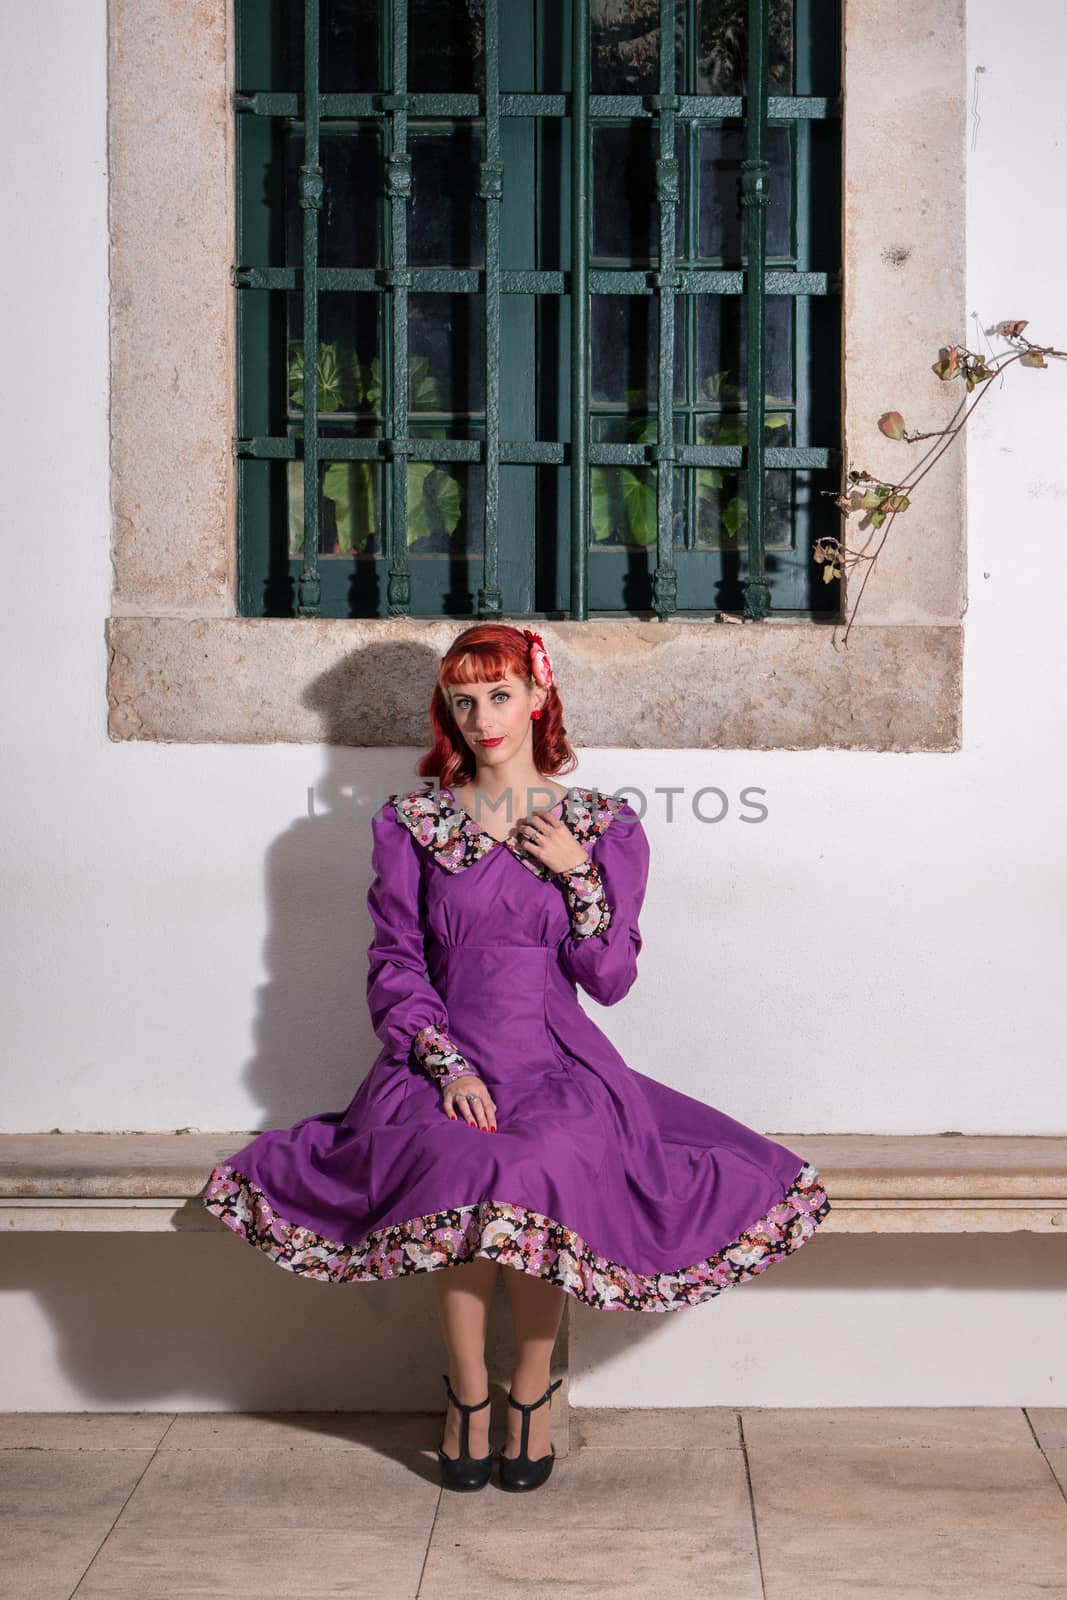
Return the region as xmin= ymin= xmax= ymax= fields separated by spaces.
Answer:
xmin=1 ymin=0 xmax=1064 ymax=1411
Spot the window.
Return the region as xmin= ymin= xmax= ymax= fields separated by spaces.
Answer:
xmin=234 ymin=0 xmax=842 ymax=622
xmin=108 ymin=0 xmax=962 ymax=749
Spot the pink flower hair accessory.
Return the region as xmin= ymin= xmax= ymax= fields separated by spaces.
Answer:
xmin=522 ymin=628 xmax=554 ymax=691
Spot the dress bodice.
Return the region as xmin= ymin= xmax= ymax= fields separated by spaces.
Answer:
xmin=365 ymin=781 xmax=650 ymax=1091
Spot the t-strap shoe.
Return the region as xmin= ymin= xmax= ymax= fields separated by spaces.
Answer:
xmin=436 ymin=1373 xmax=494 ymax=1491
xmin=497 ymin=1376 xmax=563 ymax=1491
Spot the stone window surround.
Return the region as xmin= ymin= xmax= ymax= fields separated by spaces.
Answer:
xmin=105 ymin=0 xmax=965 ymax=752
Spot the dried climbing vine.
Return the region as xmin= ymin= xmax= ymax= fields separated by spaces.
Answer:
xmin=816 ymin=320 xmax=1064 ymax=648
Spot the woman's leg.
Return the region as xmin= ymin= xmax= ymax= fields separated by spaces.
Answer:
xmin=501 ymin=1266 xmax=566 ymax=1461
xmin=434 ymin=1256 xmax=499 ymax=1458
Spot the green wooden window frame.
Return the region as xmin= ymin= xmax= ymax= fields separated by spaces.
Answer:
xmin=234 ymin=0 xmax=842 ymax=621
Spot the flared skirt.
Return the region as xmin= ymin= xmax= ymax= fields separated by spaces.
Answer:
xmin=201 ymin=1038 xmax=830 ymax=1313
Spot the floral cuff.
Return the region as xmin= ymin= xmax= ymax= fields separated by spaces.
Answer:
xmin=554 ymin=858 xmax=614 ymax=940
xmin=411 ymin=1023 xmax=475 ymax=1089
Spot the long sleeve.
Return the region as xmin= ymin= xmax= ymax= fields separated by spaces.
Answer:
xmin=554 ymin=802 xmax=650 ymax=1006
xmin=366 ymin=802 xmax=475 ymax=1088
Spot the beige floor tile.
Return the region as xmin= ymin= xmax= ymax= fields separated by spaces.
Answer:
xmin=0 ymin=1451 xmax=157 ymax=1600
xmin=115 ymin=1444 xmax=439 ymax=1531
xmin=1044 ymin=1447 xmax=1067 ymax=1498
xmin=1028 ymin=1408 xmax=1067 ymax=1450
xmin=0 ymin=1528 xmax=118 ymax=1600
xmin=570 ymin=1405 xmax=739 ymax=1451
xmin=764 ymin=1586 xmax=1067 ymax=1600
xmin=0 ymin=1448 xmax=153 ymax=1527
xmin=742 ymin=1405 xmax=1034 ymax=1450
xmin=72 ymin=1527 xmax=428 ymax=1599
xmin=436 ymin=1446 xmax=753 ymax=1534
xmin=160 ymin=1402 xmax=565 ymax=1459
xmin=748 ymin=1442 xmax=1067 ymax=1599
xmin=418 ymin=1527 xmax=761 ymax=1600
xmin=162 ymin=1409 xmax=440 ymax=1452
xmin=0 ymin=1412 xmax=174 ymax=1450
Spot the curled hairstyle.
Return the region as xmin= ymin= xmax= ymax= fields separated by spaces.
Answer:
xmin=416 ymin=624 xmax=577 ymax=789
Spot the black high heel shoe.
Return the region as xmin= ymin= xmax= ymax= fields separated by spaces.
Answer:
xmin=436 ymin=1373 xmax=493 ymax=1492
xmin=497 ymin=1376 xmax=563 ymax=1492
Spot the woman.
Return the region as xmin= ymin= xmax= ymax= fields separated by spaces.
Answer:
xmin=201 ymin=623 xmax=831 ymax=1494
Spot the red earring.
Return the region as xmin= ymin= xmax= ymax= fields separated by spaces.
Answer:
xmin=531 ymin=709 xmax=542 ymax=720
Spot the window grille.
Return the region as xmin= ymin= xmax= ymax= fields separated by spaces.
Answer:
xmin=234 ymin=0 xmax=842 ymax=621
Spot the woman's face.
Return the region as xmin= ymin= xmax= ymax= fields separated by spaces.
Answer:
xmin=447 ymin=672 xmax=545 ymax=766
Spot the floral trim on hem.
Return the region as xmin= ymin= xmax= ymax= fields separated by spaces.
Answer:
xmin=200 ymin=1161 xmax=831 ymax=1313
xmin=554 ymin=858 xmax=613 ymax=939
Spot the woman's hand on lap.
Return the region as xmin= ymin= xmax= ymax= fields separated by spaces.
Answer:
xmin=442 ymin=1074 xmax=497 ymax=1132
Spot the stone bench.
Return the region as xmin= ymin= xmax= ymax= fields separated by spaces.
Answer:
xmin=1 ymin=1132 xmax=1064 ymax=1233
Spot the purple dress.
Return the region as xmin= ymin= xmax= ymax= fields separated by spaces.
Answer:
xmin=201 ymin=784 xmax=831 ymax=1312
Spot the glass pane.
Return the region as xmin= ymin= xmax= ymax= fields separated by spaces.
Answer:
xmin=286 ymin=292 xmax=383 ymax=423
xmin=687 ymin=463 xmax=797 ymax=550
xmin=590 ymin=414 xmax=686 ymax=550
xmin=407 ymin=456 xmax=485 ymax=556
xmin=408 ymin=294 xmax=486 ymax=415
xmin=696 ymin=294 xmax=793 ymax=407
xmin=592 ymin=124 xmax=684 ymax=263
xmin=691 ymin=463 xmax=739 ymax=548
xmin=763 ymin=467 xmax=813 ymax=552
xmin=591 ymin=2 xmax=685 ymax=96
xmin=695 ymin=0 xmax=794 ymax=95
xmin=592 ymin=412 xmax=657 ymax=446
xmin=698 ymin=124 xmax=791 ymax=261
xmin=590 ymin=465 xmax=659 ymax=548
xmin=286 ymin=440 xmax=488 ymax=559
xmin=288 ymin=438 xmax=383 ymax=558
xmin=694 ymin=406 xmax=793 ymax=550
xmin=282 ymin=0 xmax=381 ymax=94
xmin=696 ymin=410 xmax=793 ymax=449
xmin=409 ymin=0 xmax=486 ymax=92
xmin=591 ymin=295 xmax=684 ymax=406
xmin=286 ymin=129 xmax=383 ymax=268
xmin=409 ymin=125 xmax=486 ymax=268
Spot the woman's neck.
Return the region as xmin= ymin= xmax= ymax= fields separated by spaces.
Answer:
xmin=462 ymin=763 xmax=570 ymax=814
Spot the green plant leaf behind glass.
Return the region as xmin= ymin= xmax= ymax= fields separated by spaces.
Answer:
xmin=287 ymin=457 xmax=381 ymax=557
xmin=323 ymin=461 xmax=378 ymax=553
xmin=288 ymin=339 xmax=365 ymax=414
xmin=286 ymin=340 xmax=466 ymax=555
xmin=591 ymin=466 xmax=658 ymax=546
xmin=407 ymin=463 xmax=462 ymax=545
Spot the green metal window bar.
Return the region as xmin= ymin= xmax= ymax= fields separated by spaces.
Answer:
xmin=234 ymin=0 xmax=841 ymax=622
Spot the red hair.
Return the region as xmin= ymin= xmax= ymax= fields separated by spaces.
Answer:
xmin=415 ymin=624 xmax=577 ymax=789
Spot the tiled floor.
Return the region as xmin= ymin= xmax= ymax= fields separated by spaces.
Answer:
xmin=2 ymin=1408 xmax=1065 ymax=1599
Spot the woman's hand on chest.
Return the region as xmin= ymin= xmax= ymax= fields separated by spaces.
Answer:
xmin=515 ymin=806 xmax=590 ymax=876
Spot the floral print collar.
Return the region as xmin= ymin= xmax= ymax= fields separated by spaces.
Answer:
xmin=388 ymin=783 xmax=625 ymax=878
